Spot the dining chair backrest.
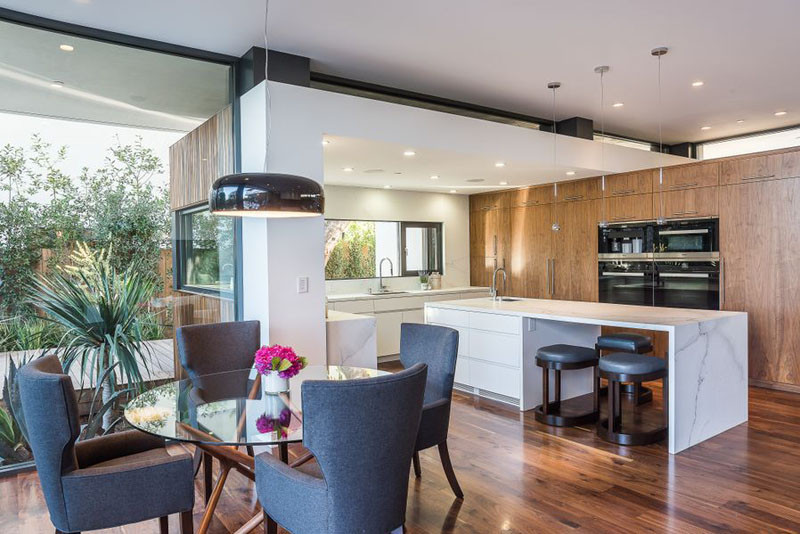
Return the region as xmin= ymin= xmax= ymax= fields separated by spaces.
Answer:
xmin=18 ymin=355 xmax=81 ymax=529
xmin=399 ymin=323 xmax=459 ymax=404
xmin=301 ymin=363 xmax=427 ymax=533
xmin=176 ymin=320 xmax=260 ymax=381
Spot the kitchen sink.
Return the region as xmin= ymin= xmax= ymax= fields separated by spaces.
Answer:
xmin=488 ymin=297 xmax=522 ymax=302
xmin=370 ymin=290 xmax=409 ymax=295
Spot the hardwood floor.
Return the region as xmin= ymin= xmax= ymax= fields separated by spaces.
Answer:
xmin=2 ymin=371 xmax=800 ymax=533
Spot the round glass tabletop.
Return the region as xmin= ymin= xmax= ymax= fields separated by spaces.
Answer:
xmin=124 ymin=365 xmax=389 ymax=447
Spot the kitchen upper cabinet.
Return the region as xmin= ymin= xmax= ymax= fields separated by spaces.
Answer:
xmin=552 ymin=199 xmax=599 ymax=302
xmin=781 ymin=149 xmax=800 ymax=179
xmin=655 ymin=161 xmax=719 ymax=191
xmin=720 ymin=153 xmax=782 ymax=185
xmin=656 ymin=186 xmax=718 ymax=219
xmin=720 ymin=177 xmax=800 ymax=386
xmin=603 ymin=170 xmax=653 ymax=197
xmin=510 ymin=184 xmax=553 ymax=207
xmin=556 ymin=177 xmax=602 ymax=202
xmin=470 ymin=191 xmax=510 ymax=212
xmin=509 ymin=204 xmax=552 ymax=298
xmin=603 ymin=193 xmax=653 ymax=223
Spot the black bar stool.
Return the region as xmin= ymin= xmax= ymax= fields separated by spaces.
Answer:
xmin=595 ymin=333 xmax=654 ymax=404
xmin=597 ymin=352 xmax=667 ymax=446
xmin=534 ymin=344 xmax=599 ymax=427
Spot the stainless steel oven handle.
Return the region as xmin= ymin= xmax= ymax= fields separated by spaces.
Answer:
xmin=658 ymin=229 xmax=709 ymax=235
xmin=657 ymin=273 xmax=712 ymax=278
xmin=602 ymin=272 xmax=646 ymax=277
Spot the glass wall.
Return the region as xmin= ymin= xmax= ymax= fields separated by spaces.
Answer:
xmin=0 ymin=18 xmax=232 ymax=472
xmin=700 ymin=126 xmax=800 ymax=159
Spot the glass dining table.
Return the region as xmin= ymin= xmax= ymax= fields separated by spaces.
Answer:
xmin=124 ymin=365 xmax=389 ymax=534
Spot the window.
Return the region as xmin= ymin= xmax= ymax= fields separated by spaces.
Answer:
xmin=699 ymin=126 xmax=800 ymax=159
xmin=324 ymin=219 xmax=443 ymax=280
xmin=175 ymin=206 xmax=236 ymax=295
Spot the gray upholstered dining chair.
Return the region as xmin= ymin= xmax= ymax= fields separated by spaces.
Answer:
xmin=255 ymin=363 xmax=428 ymax=534
xmin=18 ymin=355 xmax=195 ymax=534
xmin=400 ymin=322 xmax=463 ymax=499
xmin=176 ymin=320 xmax=261 ymax=381
xmin=176 ymin=319 xmax=261 ymax=500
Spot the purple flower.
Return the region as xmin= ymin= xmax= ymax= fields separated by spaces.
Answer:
xmin=256 ymin=408 xmax=292 ymax=438
xmin=253 ymin=344 xmax=308 ymax=379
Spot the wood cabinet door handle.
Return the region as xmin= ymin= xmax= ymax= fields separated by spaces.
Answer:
xmin=672 ymin=210 xmax=699 ymax=216
xmin=612 ymin=215 xmax=634 ymax=221
xmin=669 ymin=182 xmax=698 ymax=190
xmin=742 ymin=174 xmax=775 ymax=181
xmin=563 ymin=195 xmax=584 ymax=201
xmin=611 ymin=189 xmax=635 ymax=196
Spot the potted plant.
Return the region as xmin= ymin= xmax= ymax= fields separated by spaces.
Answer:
xmin=419 ymin=271 xmax=431 ymax=291
xmin=254 ymin=344 xmax=307 ymax=394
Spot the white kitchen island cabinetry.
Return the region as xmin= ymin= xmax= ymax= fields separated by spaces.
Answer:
xmin=425 ymin=297 xmax=748 ymax=455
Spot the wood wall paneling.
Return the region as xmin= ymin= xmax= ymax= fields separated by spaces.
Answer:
xmin=553 ymin=198 xmax=599 ymax=302
xmin=169 ymin=105 xmax=234 ymax=211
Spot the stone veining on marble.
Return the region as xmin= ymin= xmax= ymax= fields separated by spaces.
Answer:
xmin=326 ymin=311 xmax=377 ymax=368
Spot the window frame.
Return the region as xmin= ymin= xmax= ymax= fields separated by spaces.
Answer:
xmin=174 ymin=203 xmax=236 ymax=298
xmin=399 ymin=221 xmax=444 ymax=277
xmin=324 ymin=218 xmax=444 ymax=281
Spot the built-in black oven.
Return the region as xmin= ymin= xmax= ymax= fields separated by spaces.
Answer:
xmin=653 ymin=219 xmax=718 ymax=257
xmin=653 ymin=257 xmax=720 ymax=310
xmin=598 ymin=260 xmax=655 ymax=307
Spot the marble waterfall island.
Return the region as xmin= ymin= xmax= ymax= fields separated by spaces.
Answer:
xmin=424 ymin=298 xmax=747 ymax=454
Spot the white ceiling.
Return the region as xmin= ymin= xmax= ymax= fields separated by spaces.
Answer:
xmin=0 ymin=18 xmax=230 ymax=131
xmin=3 ymin=0 xmax=799 ymax=142
xmin=323 ymin=135 xmax=674 ymax=195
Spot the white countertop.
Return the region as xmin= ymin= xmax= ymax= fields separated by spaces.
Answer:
xmin=425 ymin=297 xmax=746 ymax=330
xmin=325 ymin=310 xmax=376 ymax=322
xmin=327 ymin=286 xmax=489 ymax=302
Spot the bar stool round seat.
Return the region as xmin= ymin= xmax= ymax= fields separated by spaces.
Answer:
xmin=534 ymin=344 xmax=599 ymax=428
xmin=597 ymin=352 xmax=668 ymax=446
xmin=596 ymin=332 xmax=655 ymax=404
xmin=596 ymin=333 xmax=653 ymax=354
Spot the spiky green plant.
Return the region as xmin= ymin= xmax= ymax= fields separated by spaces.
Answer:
xmin=29 ymin=247 xmax=155 ymax=431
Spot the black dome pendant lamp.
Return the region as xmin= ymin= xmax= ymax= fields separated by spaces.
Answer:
xmin=209 ymin=0 xmax=324 ymax=218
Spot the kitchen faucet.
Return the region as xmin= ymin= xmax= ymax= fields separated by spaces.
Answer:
xmin=491 ymin=266 xmax=507 ymax=301
xmin=378 ymin=257 xmax=393 ymax=292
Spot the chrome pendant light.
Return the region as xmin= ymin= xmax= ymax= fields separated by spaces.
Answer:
xmin=209 ymin=0 xmax=324 ymax=218
xmin=652 ymin=46 xmax=668 ymax=225
xmin=595 ymin=65 xmax=610 ymax=228
xmin=548 ymin=81 xmax=561 ymax=232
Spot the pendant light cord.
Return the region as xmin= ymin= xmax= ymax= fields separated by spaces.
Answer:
xmin=263 ymin=0 xmax=272 ymax=173
xmin=657 ymin=52 xmax=664 ymax=220
xmin=551 ymin=85 xmax=559 ymax=229
xmin=600 ymin=69 xmax=606 ymax=224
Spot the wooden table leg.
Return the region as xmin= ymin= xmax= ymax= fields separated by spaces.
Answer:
xmin=197 ymin=462 xmax=231 ymax=534
xmin=234 ymin=443 xmax=290 ymax=534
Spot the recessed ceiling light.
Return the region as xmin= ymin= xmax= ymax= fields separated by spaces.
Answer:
xmin=342 ymin=167 xmax=353 ymax=172
xmin=736 ymin=119 xmax=745 ymax=124
xmin=50 ymin=81 xmax=64 ymax=88
xmin=449 ymin=189 xmax=457 ymax=193
xmin=403 ymin=150 xmax=416 ymax=156
xmin=612 ymin=102 xmax=624 ymax=108
xmin=775 ymin=111 xmax=788 ymax=116
xmin=692 ymin=81 xmax=704 ymax=87
xmin=700 ymin=126 xmax=712 ymax=131
xmin=565 ymin=171 xmax=576 ymax=176
xmin=495 ymin=162 xmax=505 ymax=168
xmin=321 ymin=140 xmax=330 ymax=146
xmin=430 ymin=175 xmax=439 ymax=180
xmin=383 ymin=185 xmax=391 ymax=189
xmin=59 ymin=44 xmax=74 ymax=52
xmin=499 ymin=181 xmax=508 ymax=185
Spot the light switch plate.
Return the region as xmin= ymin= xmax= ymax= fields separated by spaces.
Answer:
xmin=297 ymin=277 xmax=309 ymax=293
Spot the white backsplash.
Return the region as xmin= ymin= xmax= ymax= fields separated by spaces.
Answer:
xmin=326 ymin=276 xmax=440 ymax=295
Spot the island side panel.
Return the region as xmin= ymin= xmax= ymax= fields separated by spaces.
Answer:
xmin=670 ymin=314 xmax=748 ymax=454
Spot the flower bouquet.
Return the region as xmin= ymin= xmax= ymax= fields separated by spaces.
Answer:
xmin=256 ymin=407 xmax=293 ymax=439
xmin=254 ymin=344 xmax=308 ymax=394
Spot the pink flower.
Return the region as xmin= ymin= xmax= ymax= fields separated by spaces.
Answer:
xmin=254 ymin=344 xmax=308 ymax=379
xmin=256 ymin=409 xmax=292 ymax=438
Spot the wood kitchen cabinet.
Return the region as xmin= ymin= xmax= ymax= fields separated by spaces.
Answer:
xmin=655 ymin=160 xmax=719 ymax=191
xmin=552 ymin=199 xmax=599 ymax=302
xmin=782 ymin=148 xmax=800 ymax=179
xmin=508 ymin=204 xmax=552 ymax=298
xmin=720 ymin=177 xmax=800 ymax=387
xmin=469 ymin=191 xmax=509 ymax=212
xmin=556 ymin=177 xmax=602 ymax=202
xmin=603 ymin=193 xmax=653 ymax=223
xmin=655 ymin=186 xmax=718 ymax=219
xmin=721 ymin=152 xmax=782 ymax=185
xmin=604 ymin=170 xmax=652 ymax=197
xmin=469 ymin=203 xmax=510 ymax=287
xmin=510 ymin=184 xmax=553 ymax=207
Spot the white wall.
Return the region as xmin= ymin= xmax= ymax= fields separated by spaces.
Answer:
xmin=324 ymin=185 xmax=470 ymax=295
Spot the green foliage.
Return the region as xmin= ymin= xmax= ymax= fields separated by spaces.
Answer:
xmin=0 ymin=355 xmax=32 ymax=464
xmin=29 ymin=247 xmax=156 ymax=432
xmin=0 ymin=316 xmax=63 ymax=352
xmin=324 ymin=221 xmax=376 ymax=279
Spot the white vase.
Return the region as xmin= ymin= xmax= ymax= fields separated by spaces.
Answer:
xmin=261 ymin=373 xmax=289 ymax=395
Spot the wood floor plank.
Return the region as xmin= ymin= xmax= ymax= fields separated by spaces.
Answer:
xmin=1 ymin=364 xmax=799 ymax=533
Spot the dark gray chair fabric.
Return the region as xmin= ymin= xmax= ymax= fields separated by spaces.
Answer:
xmin=18 ymin=355 xmax=195 ymax=534
xmin=599 ymin=352 xmax=667 ymax=375
xmin=255 ymin=362 xmax=428 ymax=534
xmin=537 ymin=344 xmax=598 ymax=364
xmin=596 ymin=333 xmax=653 ymax=353
xmin=176 ymin=320 xmax=261 ymax=381
xmin=399 ymin=323 xmax=464 ymax=498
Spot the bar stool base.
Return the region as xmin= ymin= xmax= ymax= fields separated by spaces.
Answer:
xmin=597 ymin=419 xmax=667 ymax=446
xmin=534 ymin=403 xmax=599 ymax=427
